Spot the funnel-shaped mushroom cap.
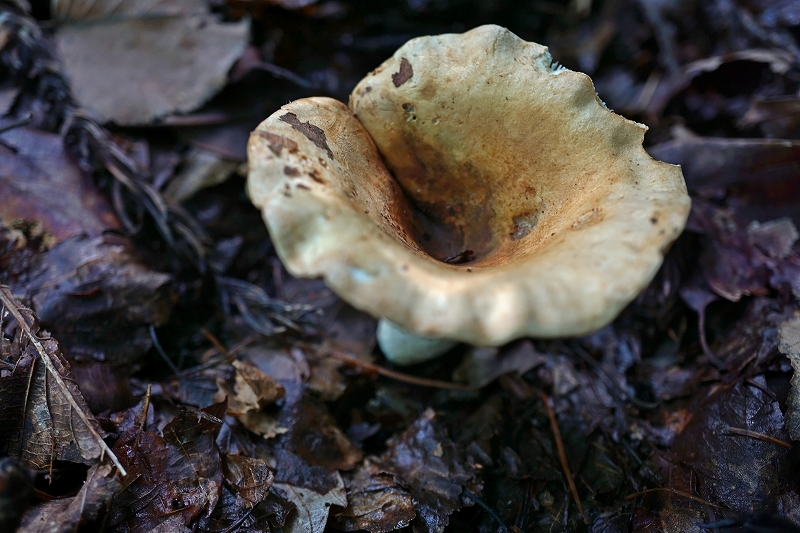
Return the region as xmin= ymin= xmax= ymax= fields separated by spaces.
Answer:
xmin=247 ymin=25 xmax=690 ymax=346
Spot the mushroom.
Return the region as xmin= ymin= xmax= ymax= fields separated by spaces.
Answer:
xmin=247 ymin=25 xmax=690 ymax=365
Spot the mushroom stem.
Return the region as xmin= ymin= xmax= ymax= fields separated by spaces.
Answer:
xmin=376 ymin=319 xmax=458 ymax=365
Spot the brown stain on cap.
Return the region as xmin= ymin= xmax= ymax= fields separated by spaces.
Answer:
xmin=256 ymin=130 xmax=298 ymax=156
xmin=279 ymin=112 xmax=334 ymax=160
xmin=392 ymin=57 xmax=413 ymax=87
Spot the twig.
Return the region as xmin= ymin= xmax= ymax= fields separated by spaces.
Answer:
xmin=198 ymin=334 xmax=257 ymax=363
xmin=0 ymin=289 xmax=127 ymax=476
xmin=625 ymin=487 xmax=725 ymax=509
xmin=570 ymin=342 xmax=657 ymax=409
xmin=0 ymin=114 xmax=31 ymax=135
xmin=328 ymin=351 xmax=475 ymax=391
xmin=697 ymin=307 xmax=725 ymax=370
xmin=200 ymin=327 xmax=229 ymax=357
xmin=722 ymin=426 xmax=792 ymax=449
xmin=139 ymin=384 xmax=152 ymax=431
xmin=220 ymin=508 xmax=254 ymax=533
xmin=743 ymin=379 xmax=780 ymax=404
xmin=463 ymin=489 xmax=510 ymax=533
xmin=541 ymin=391 xmax=587 ymax=523
xmin=149 ymin=325 xmax=182 ymax=377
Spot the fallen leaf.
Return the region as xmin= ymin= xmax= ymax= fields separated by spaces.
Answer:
xmin=0 ymin=457 xmax=35 ymax=532
xmin=281 ymin=396 xmax=363 ymax=472
xmin=106 ymin=401 xmax=226 ymax=532
xmin=23 ymin=234 xmax=174 ymax=363
xmin=0 ymin=126 xmax=120 ymax=242
xmin=215 ymin=359 xmax=286 ymax=438
xmin=274 ymin=473 xmax=347 ymax=533
xmin=222 ymin=455 xmax=275 ymax=509
xmin=54 ymin=0 xmax=249 ymax=125
xmin=197 ymin=454 xmax=285 ymax=532
xmin=379 ymin=409 xmax=475 ymax=533
xmin=739 ymin=95 xmax=800 ymax=136
xmin=0 ymin=287 xmax=124 ymax=473
xmin=687 ymin=200 xmax=800 ymax=303
xmin=333 ymin=458 xmax=416 ymax=533
xmin=163 ymin=148 xmax=238 ymax=203
xmin=229 ymin=359 xmax=286 ymax=411
xmin=748 ymin=218 xmax=799 ymax=259
xmin=648 ymin=137 xmax=800 ymax=190
xmin=0 ymin=126 xmax=175 ymax=363
xmin=671 ymin=379 xmax=792 ymax=512
xmin=778 ymin=315 xmax=800 ymax=440
xmin=19 ymin=463 xmax=121 ymax=533
xmin=52 ymin=0 xmax=206 ymax=20
xmin=452 ymin=341 xmax=547 ymax=387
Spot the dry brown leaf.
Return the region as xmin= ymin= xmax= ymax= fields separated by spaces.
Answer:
xmin=221 ymin=455 xmax=275 ymax=510
xmin=0 ymin=286 xmax=125 ymax=474
xmin=274 ymin=473 xmax=347 ymax=533
xmin=54 ymin=0 xmax=249 ymax=125
xmin=231 ymin=359 xmax=285 ymax=411
xmin=215 ymin=359 xmax=287 ymax=438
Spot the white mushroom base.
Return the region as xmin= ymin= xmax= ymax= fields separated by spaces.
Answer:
xmin=376 ymin=319 xmax=458 ymax=365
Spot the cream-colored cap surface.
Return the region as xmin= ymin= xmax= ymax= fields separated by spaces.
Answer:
xmin=247 ymin=24 xmax=690 ymax=346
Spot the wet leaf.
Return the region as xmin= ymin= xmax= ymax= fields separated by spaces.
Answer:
xmin=0 ymin=126 xmax=120 ymax=243
xmin=333 ymin=458 xmax=416 ymax=533
xmin=196 ymin=454 xmax=283 ymax=533
xmin=106 ymin=401 xmax=226 ymax=532
xmin=222 ymin=455 xmax=275 ymax=509
xmin=649 ymin=137 xmax=800 ymax=191
xmin=740 ymin=95 xmax=800 ymax=136
xmin=452 ymin=341 xmax=547 ymax=387
xmin=0 ymin=286 xmax=124 ymax=473
xmin=0 ymin=457 xmax=35 ymax=532
xmin=224 ymin=359 xmax=286 ymax=411
xmin=23 ymin=235 xmax=174 ymax=363
xmin=0 ymin=126 xmax=175 ymax=363
xmin=778 ymin=315 xmax=800 ymax=440
xmin=378 ymin=409 xmax=475 ymax=533
xmin=687 ymin=200 xmax=800 ymax=302
xmin=19 ymin=463 xmax=121 ymax=533
xmin=671 ymin=379 xmax=792 ymax=512
xmin=274 ymin=474 xmax=347 ymax=533
xmin=281 ymin=396 xmax=363 ymax=473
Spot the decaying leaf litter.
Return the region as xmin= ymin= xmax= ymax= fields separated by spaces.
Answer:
xmin=1 ymin=0 xmax=800 ymax=531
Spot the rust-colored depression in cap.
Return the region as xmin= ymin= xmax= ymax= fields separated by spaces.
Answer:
xmin=246 ymin=25 xmax=690 ymax=351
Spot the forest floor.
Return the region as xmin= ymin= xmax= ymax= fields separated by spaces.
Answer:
xmin=2 ymin=0 xmax=800 ymax=532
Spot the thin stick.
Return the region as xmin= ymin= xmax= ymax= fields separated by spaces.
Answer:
xmin=625 ymin=487 xmax=725 ymax=509
xmin=0 ymin=114 xmax=32 ymax=135
xmin=149 ymin=325 xmax=181 ymax=377
xmin=329 ymin=351 xmax=475 ymax=391
xmin=200 ymin=327 xmax=229 ymax=357
xmin=199 ymin=334 xmax=257 ymax=362
xmin=139 ymin=384 xmax=152 ymax=431
xmin=722 ymin=426 xmax=792 ymax=449
xmin=542 ymin=391 xmax=587 ymax=523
